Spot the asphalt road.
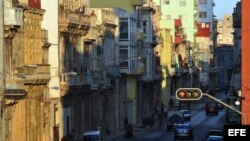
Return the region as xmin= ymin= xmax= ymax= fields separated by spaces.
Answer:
xmin=114 ymin=93 xmax=227 ymax=141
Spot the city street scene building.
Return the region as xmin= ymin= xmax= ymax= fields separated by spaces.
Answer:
xmin=0 ymin=0 xmax=248 ymax=141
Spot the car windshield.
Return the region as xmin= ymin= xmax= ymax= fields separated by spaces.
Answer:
xmin=83 ymin=135 xmax=99 ymax=141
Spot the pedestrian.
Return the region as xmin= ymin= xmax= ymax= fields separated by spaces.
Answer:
xmin=125 ymin=123 xmax=134 ymax=138
xmin=163 ymin=105 xmax=168 ymax=118
xmin=124 ymin=116 xmax=128 ymax=130
xmin=105 ymin=126 xmax=110 ymax=135
xmin=97 ymin=122 xmax=101 ymax=132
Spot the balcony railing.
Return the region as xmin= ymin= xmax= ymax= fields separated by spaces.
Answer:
xmin=102 ymin=9 xmax=117 ymax=25
xmin=59 ymin=10 xmax=91 ymax=32
xmin=60 ymin=73 xmax=92 ymax=86
xmin=60 ymin=71 xmax=105 ymax=86
xmin=84 ymin=27 xmax=98 ymax=41
xmin=142 ymin=0 xmax=155 ymax=10
xmin=14 ymin=64 xmax=51 ymax=83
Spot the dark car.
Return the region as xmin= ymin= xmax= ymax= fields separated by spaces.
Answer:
xmin=206 ymin=129 xmax=223 ymax=138
xmin=207 ymin=136 xmax=223 ymax=141
xmin=167 ymin=114 xmax=184 ymax=131
xmin=206 ymin=102 xmax=219 ymax=115
xmin=174 ymin=124 xmax=193 ymax=140
xmin=180 ymin=110 xmax=191 ymax=121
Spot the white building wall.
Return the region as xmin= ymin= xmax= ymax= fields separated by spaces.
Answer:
xmin=41 ymin=1 xmax=60 ymax=141
xmin=41 ymin=0 xmax=60 ymax=98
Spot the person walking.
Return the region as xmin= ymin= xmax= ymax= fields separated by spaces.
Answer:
xmin=125 ymin=123 xmax=134 ymax=138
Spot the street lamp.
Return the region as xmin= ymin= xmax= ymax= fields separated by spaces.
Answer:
xmin=235 ymin=90 xmax=245 ymax=106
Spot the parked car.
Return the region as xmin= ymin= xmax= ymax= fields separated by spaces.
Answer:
xmin=82 ymin=130 xmax=102 ymax=141
xmin=174 ymin=124 xmax=193 ymax=140
xmin=206 ymin=101 xmax=219 ymax=115
xmin=167 ymin=114 xmax=184 ymax=131
xmin=207 ymin=135 xmax=224 ymax=141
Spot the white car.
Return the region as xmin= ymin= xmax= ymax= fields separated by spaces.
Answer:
xmin=82 ymin=130 xmax=102 ymax=141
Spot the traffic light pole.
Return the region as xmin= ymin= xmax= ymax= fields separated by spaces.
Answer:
xmin=202 ymin=93 xmax=247 ymax=125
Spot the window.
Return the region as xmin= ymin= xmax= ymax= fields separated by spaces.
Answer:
xmin=166 ymin=15 xmax=171 ymax=20
xmin=143 ymin=21 xmax=147 ymax=33
xmin=179 ymin=15 xmax=187 ymax=20
xmin=119 ymin=21 xmax=128 ymax=40
xmin=199 ymin=0 xmax=207 ymax=4
xmin=199 ymin=12 xmax=207 ymax=18
xmin=119 ymin=48 xmax=128 ymax=68
xmin=180 ymin=0 xmax=186 ymax=6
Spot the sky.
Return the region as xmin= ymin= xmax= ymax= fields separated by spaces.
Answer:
xmin=214 ymin=0 xmax=240 ymax=19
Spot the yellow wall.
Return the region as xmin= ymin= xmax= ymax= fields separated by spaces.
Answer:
xmin=161 ymin=29 xmax=173 ymax=106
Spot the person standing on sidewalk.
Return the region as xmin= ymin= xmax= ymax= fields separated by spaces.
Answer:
xmin=124 ymin=116 xmax=128 ymax=130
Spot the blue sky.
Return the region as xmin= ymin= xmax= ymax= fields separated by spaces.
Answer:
xmin=214 ymin=0 xmax=240 ymax=19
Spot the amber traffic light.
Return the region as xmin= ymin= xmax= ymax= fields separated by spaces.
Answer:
xmin=176 ymin=88 xmax=203 ymax=100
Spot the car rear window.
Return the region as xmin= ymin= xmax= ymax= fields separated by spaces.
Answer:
xmin=176 ymin=124 xmax=190 ymax=129
xmin=208 ymin=130 xmax=223 ymax=136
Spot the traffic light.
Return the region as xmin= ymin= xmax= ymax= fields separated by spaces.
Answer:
xmin=176 ymin=88 xmax=203 ymax=100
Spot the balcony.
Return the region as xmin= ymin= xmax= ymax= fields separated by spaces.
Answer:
xmin=141 ymin=0 xmax=155 ymax=11
xmin=102 ymin=9 xmax=117 ymax=27
xmin=58 ymin=10 xmax=91 ymax=34
xmin=4 ymin=7 xmax=23 ymax=27
xmin=14 ymin=64 xmax=51 ymax=84
xmin=60 ymin=70 xmax=105 ymax=89
xmin=60 ymin=73 xmax=92 ymax=86
xmin=105 ymin=65 xmax=121 ymax=78
xmin=84 ymin=27 xmax=98 ymax=42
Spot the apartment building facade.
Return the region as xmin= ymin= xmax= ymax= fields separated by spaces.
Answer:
xmin=3 ymin=0 xmax=51 ymax=141
xmin=217 ymin=14 xmax=234 ymax=45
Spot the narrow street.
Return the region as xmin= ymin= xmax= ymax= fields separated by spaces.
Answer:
xmin=111 ymin=93 xmax=227 ymax=141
